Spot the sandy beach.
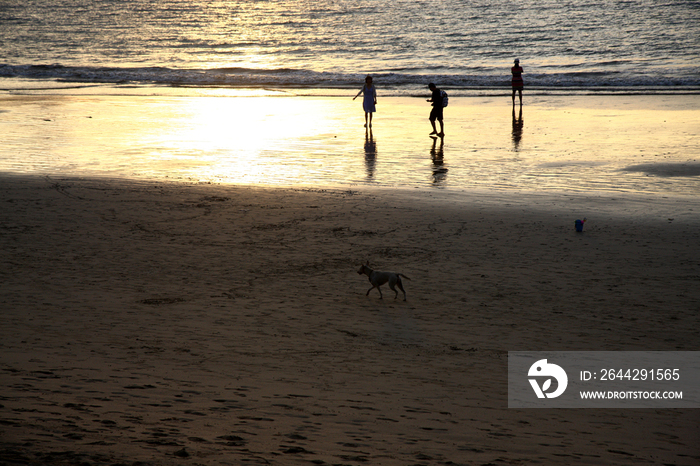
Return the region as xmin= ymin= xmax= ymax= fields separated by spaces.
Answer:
xmin=4 ymin=0 xmax=699 ymax=460
xmin=1 ymin=171 xmax=699 ymax=465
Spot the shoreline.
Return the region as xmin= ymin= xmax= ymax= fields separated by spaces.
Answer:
xmin=3 ymin=79 xmax=700 ymax=98
xmin=1 ymin=174 xmax=698 ymax=465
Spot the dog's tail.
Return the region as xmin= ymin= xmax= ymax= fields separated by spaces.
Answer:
xmin=398 ymin=274 xmax=411 ymax=280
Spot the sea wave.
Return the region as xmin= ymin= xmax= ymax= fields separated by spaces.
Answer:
xmin=1 ymin=63 xmax=698 ymax=95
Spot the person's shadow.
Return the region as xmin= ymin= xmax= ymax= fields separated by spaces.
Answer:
xmin=364 ymin=129 xmax=377 ymax=181
xmin=430 ymin=136 xmax=447 ymax=184
xmin=512 ymin=106 xmax=524 ymax=151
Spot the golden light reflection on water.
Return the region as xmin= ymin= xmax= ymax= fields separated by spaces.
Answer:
xmin=152 ymin=96 xmax=359 ymax=184
xmin=1 ymin=94 xmax=699 ymax=197
xmin=170 ymin=97 xmax=310 ymax=153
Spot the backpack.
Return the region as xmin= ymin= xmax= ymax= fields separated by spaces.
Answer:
xmin=440 ymin=90 xmax=449 ymax=107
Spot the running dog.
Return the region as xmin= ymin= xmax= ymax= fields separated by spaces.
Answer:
xmin=357 ymin=262 xmax=410 ymax=301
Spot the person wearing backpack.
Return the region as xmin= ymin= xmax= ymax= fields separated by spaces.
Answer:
xmin=427 ymin=83 xmax=446 ymax=137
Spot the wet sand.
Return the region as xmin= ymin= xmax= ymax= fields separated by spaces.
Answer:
xmin=1 ymin=93 xmax=699 ymax=196
xmin=1 ymin=174 xmax=699 ymax=465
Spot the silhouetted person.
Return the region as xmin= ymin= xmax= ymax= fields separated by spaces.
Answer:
xmin=427 ymin=83 xmax=445 ymax=137
xmin=353 ymin=75 xmax=377 ymax=128
xmin=511 ymin=59 xmax=524 ymax=106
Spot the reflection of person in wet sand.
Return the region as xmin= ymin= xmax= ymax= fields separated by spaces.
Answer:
xmin=430 ymin=135 xmax=447 ymax=183
xmin=364 ymin=129 xmax=377 ymax=180
xmin=511 ymin=59 xmax=524 ymax=106
xmin=353 ymin=75 xmax=377 ymax=128
xmin=512 ymin=106 xmax=523 ymax=151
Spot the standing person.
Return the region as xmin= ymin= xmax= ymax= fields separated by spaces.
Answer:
xmin=511 ymin=59 xmax=524 ymax=106
xmin=353 ymin=75 xmax=377 ymax=128
xmin=427 ymin=83 xmax=444 ymax=137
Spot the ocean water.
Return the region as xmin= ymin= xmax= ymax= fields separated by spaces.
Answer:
xmin=2 ymin=0 xmax=699 ymax=95
xmin=1 ymin=1 xmax=699 ymax=198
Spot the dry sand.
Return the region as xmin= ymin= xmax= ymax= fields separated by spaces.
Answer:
xmin=1 ymin=174 xmax=699 ymax=465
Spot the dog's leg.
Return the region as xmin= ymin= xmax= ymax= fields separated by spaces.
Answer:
xmin=367 ymin=286 xmax=383 ymax=299
xmin=388 ymin=280 xmax=399 ymax=300
xmin=389 ymin=276 xmax=406 ymax=300
xmin=396 ymin=278 xmax=407 ymax=301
